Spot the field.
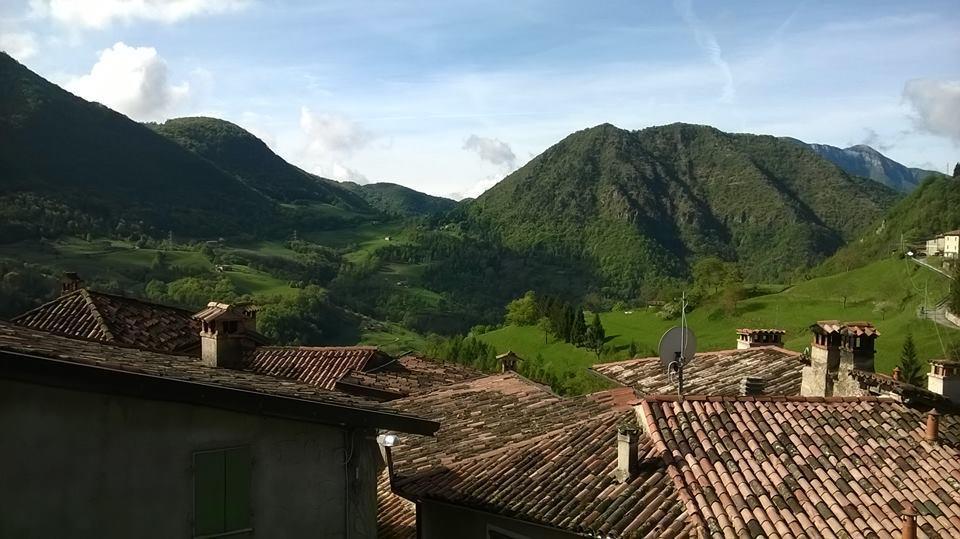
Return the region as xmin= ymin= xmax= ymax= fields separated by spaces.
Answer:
xmin=480 ymin=257 xmax=959 ymax=385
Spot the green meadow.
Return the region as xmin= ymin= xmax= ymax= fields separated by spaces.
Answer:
xmin=480 ymin=257 xmax=959 ymax=384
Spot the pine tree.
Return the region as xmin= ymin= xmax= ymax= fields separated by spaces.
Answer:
xmin=585 ymin=313 xmax=606 ymax=360
xmin=954 ymin=162 xmax=959 ymax=178
xmin=898 ymin=333 xmax=925 ymax=386
xmin=571 ymin=307 xmax=587 ymax=345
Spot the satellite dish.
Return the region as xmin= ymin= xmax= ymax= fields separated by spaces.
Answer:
xmin=658 ymin=326 xmax=697 ymax=370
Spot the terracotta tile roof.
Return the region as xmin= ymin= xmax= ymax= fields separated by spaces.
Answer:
xmin=11 ymin=289 xmax=199 ymax=353
xmin=641 ymin=396 xmax=960 ymax=538
xmin=0 ymin=322 xmax=437 ymax=434
xmin=592 ymin=347 xmax=805 ymax=397
xmin=377 ymin=470 xmax=416 ymax=539
xmin=381 ymin=374 xmax=697 ymax=536
xmin=240 ymin=346 xmax=391 ymax=390
xmin=336 ymin=355 xmax=484 ymax=399
xmin=812 ymin=320 xmax=844 ymax=334
xmin=850 ymin=369 xmax=958 ymax=411
xmin=396 ymin=410 xmax=697 ymax=538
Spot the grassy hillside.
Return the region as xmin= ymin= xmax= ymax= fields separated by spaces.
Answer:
xmin=470 ymin=123 xmax=900 ymax=297
xmin=819 ymin=172 xmax=960 ymax=274
xmin=479 ymin=257 xmax=958 ymax=390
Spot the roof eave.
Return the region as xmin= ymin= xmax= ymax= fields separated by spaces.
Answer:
xmin=0 ymin=350 xmax=439 ymax=436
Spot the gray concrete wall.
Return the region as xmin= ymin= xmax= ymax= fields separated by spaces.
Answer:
xmin=419 ymin=499 xmax=577 ymax=539
xmin=0 ymin=379 xmax=379 ymax=539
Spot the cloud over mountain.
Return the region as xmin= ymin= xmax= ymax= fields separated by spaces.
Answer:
xmin=903 ymin=79 xmax=960 ymax=143
xmin=463 ymin=134 xmax=517 ymax=170
xmin=298 ymin=107 xmax=373 ymax=182
xmin=66 ymin=42 xmax=189 ymax=120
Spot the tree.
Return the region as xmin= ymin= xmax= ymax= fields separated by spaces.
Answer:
xmin=628 ymin=340 xmax=639 ymax=359
xmin=585 ymin=313 xmax=606 ymax=360
xmin=570 ymin=307 xmax=587 ymax=345
xmin=692 ymin=257 xmax=727 ymax=295
xmin=954 ymin=162 xmax=959 ymax=178
xmin=873 ymin=300 xmax=893 ymax=320
xmin=537 ymin=316 xmax=553 ymax=345
xmin=898 ymin=333 xmax=925 ymax=386
xmin=720 ymin=282 xmax=746 ymax=315
xmin=505 ymin=291 xmax=539 ymax=326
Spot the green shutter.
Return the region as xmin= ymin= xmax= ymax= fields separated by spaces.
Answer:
xmin=194 ymin=451 xmax=226 ymax=535
xmin=224 ymin=446 xmax=252 ymax=530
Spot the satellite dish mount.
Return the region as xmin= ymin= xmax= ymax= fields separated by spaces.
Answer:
xmin=657 ymin=292 xmax=697 ymax=396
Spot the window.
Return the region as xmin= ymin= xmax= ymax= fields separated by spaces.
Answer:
xmin=194 ymin=446 xmax=252 ymax=538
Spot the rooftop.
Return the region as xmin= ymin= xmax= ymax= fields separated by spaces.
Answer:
xmin=381 ymin=373 xmax=670 ymax=537
xmin=240 ymin=346 xmax=392 ymax=391
xmin=0 ymin=321 xmax=437 ymax=435
xmin=641 ymin=396 xmax=960 ymax=537
xmin=12 ymin=288 xmax=198 ymax=353
xmin=591 ymin=347 xmax=804 ymax=397
xmin=336 ymin=355 xmax=484 ymax=400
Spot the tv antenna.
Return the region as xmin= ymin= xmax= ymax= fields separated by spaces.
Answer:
xmin=658 ymin=292 xmax=696 ymax=396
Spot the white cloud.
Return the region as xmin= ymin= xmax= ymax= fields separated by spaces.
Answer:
xmin=463 ymin=134 xmax=517 ymax=171
xmin=30 ymin=0 xmax=250 ymax=29
xmin=673 ymin=0 xmax=735 ymax=103
xmin=902 ymin=79 xmax=960 ymax=143
xmin=449 ymin=175 xmax=501 ymax=200
xmin=66 ymin=42 xmax=189 ymax=120
xmin=0 ymin=31 xmax=38 ymax=61
xmin=298 ymin=107 xmax=373 ymax=181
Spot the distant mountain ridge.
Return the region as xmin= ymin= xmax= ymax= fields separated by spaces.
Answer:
xmin=341 ymin=182 xmax=457 ymax=217
xmin=782 ymin=138 xmax=943 ymax=192
xmin=470 ymin=123 xmax=900 ymax=291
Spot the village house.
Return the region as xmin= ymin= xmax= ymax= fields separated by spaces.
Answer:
xmin=924 ymin=230 xmax=960 ymax=258
xmin=0 ymin=321 xmax=437 ymax=538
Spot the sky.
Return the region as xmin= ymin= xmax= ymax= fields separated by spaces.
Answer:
xmin=2 ymin=0 xmax=959 ymax=199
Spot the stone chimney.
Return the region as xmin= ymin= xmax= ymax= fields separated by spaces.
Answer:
xmin=193 ymin=302 xmax=261 ymax=368
xmin=61 ymin=272 xmax=83 ymax=295
xmin=927 ymin=360 xmax=960 ymax=403
xmin=736 ymin=329 xmax=785 ymax=350
xmin=739 ymin=376 xmax=764 ymax=396
xmin=839 ymin=322 xmax=879 ymax=373
xmin=801 ymin=321 xmax=843 ymax=397
xmin=497 ymin=351 xmax=521 ymax=373
xmin=614 ymin=424 xmax=640 ymax=483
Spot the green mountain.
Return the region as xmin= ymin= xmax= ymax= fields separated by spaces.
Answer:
xmin=820 ymin=171 xmax=960 ymax=273
xmin=469 ymin=123 xmax=900 ymax=293
xmin=151 ymin=117 xmax=369 ymax=209
xmin=0 ymin=54 xmax=375 ymax=242
xmin=341 ymin=181 xmax=457 ymax=217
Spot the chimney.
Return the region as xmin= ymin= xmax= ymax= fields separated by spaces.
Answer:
xmin=901 ymin=504 xmax=917 ymax=539
xmin=61 ymin=272 xmax=83 ymax=295
xmin=839 ymin=322 xmax=879 ymax=373
xmin=924 ymin=409 xmax=941 ymax=443
xmin=927 ymin=360 xmax=960 ymax=403
xmin=809 ymin=321 xmax=842 ymax=370
xmin=497 ymin=351 xmax=520 ymax=373
xmin=193 ymin=302 xmax=260 ymax=368
xmin=614 ymin=424 xmax=640 ymax=483
xmin=739 ymin=376 xmax=765 ymax=396
xmin=892 ymin=367 xmax=902 ymax=381
xmin=736 ymin=329 xmax=785 ymax=350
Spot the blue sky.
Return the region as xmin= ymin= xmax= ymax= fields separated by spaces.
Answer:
xmin=2 ymin=0 xmax=958 ymax=198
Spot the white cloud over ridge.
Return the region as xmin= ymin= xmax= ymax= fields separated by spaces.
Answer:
xmin=0 ymin=32 xmax=38 ymax=61
xmin=30 ymin=0 xmax=250 ymax=29
xmin=463 ymin=134 xmax=517 ymax=170
xmin=902 ymin=79 xmax=960 ymax=143
xmin=298 ymin=107 xmax=373 ymax=182
xmin=66 ymin=42 xmax=189 ymax=120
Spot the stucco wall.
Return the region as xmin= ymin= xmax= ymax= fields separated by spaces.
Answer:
xmin=419 ymin=499 xmax=578 ymax=539
xmin=0 ymin=378 xmax=379 ymax=539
